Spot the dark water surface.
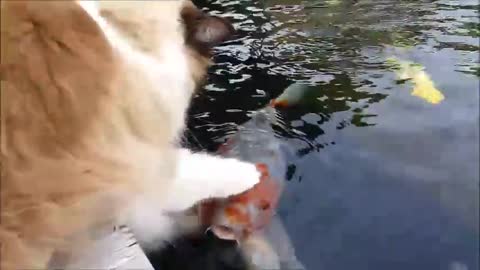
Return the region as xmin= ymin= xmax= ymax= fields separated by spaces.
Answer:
xmin=179 ymin=1 xmax=478 ymax=269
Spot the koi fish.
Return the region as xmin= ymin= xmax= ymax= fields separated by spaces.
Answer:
xmin=387 ymin=57 xmax=445 ymax=104
xmin=199 ymin=163 xmax=281 ymax=241
xmin=197 ymin=105 xmax=286 ymax=242
xmin=196 ymin=86 xmax=306 ymax=269
xmin=269 ymin=82 xmax=310 ymax=108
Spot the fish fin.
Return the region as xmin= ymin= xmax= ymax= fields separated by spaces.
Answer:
xmin=162 ymin=149 xmax=260 ymax=212
xmin=242 ymin=234 xmax=281 ymax=270
xmin=207 ymin=226 xmax=238 ymax=241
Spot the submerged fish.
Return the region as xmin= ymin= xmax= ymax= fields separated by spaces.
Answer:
xmin=387 ymin=57 xmax=445 ymax=104
xmin=197 ymin=82 xmax=309 ymax=242
xmin=196 ymin=87 xmax=305 ymax=269
xmin=198 ymin=106 xmax=285 ymax=242
xmin=269 ymin=82 xmax=310 ymax=108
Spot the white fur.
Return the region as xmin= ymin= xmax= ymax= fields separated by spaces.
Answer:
xmin=79 ymin=0 xmax=193 ymax=138
xmin=165 ymin=149 xmax=261 ymax=212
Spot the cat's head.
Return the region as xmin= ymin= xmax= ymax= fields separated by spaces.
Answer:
xmin=76 ymin=0 xmax=235 ymax=141
xmin=84 ymin=0 xmax=234 ymax=91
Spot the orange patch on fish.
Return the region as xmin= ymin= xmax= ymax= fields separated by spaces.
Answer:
xmin=228 ymin=163 xmax=279 ymax=207
xmin=225 ymin=205 xmax=250 ymax=225
xmin=270 ymin=99 xmax=290 ymax=108
xmin=198 ymin=199 xmax=220 ymax=225
xmin=198 ymin=162 xmax=282 ymax=237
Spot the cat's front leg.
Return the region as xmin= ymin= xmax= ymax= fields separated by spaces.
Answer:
xmin=163 ymin=149 xmax=261 ymax=212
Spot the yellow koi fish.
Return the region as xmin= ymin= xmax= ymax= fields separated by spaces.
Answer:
xmin=387 ymin=57 xmax=445 ymax=104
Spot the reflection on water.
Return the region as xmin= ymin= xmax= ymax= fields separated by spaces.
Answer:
xmin=182 ymin=0 xmax=479 ymax=269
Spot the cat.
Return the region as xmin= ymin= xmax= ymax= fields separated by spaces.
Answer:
xmin=0 ymin=1 xmax=261 ymax=269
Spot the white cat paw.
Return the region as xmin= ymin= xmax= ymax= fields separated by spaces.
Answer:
xmin=212 ymin=159 xmax=261 ymax=198
xmin=167 ymin=150 xmax=261 ymax=211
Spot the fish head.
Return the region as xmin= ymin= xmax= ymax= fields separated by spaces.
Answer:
xmin=270 ymin=98 xmax=291 ymax=109
xmin=269 ymin=82 xmax=310 ymax=108
xmin=198 ymin=163 xmax=282 ymax=242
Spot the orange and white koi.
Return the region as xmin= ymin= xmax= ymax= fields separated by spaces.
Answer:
xmin=196 ymin=82 xmax=311 ymax=241
xmin=195 ymin=83 xmax=307 ymax=269
xmin=198 ymin=163 xmax=281 ymax=241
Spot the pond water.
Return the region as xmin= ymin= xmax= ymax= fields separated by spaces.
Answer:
xmin=165 ymin=1 xmax=479 ymax=269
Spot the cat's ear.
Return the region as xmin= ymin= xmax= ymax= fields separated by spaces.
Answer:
xmin=181 ymin=4 xmax=235 ymax=55
xmin=194 ymin=16 xmax=234 ymax=47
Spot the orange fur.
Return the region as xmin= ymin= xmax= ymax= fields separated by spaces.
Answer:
xmin=0 ymin=1 xmax=213 ymax=268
